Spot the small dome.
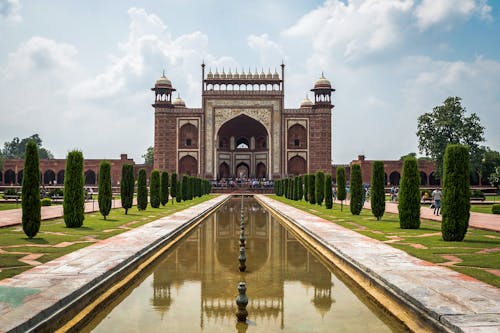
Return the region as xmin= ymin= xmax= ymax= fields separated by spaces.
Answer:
xmin=214 ymin=68 xmax=220 ymax=79
xmin=266 ymin=68 xmax=272 ymax=79
xmin=259 ymin=68 xmax=266 ymax=79
xmin=173 ymin=94 xmax=185 ymax=107
xmin=314 ymin=72 xmax=331 ymax=88
xmin=239 ymin=68 xmax=246 ymax=79
xmin=253 ymin=68 xmax=259 ymax=79
xmin=220 ymin=68 xmax=226 ymax=79
xmin=273 ymin=68 xmax=279 ymax=79
xmin=233 ymin=68 xmax=240 ymax=79
xmin=227 ymin=69 xmax=233 ymax=79
xmin=207 ymin=68 xmax=213 ymax=79
xmin=300 ymin=95 xmax=313 ymax=108
xmin=156 ymin=72 xmax=172 ymax=87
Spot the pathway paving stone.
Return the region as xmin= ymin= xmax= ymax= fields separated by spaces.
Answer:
xmin=256 ymin=195 xmax=500 ymax=333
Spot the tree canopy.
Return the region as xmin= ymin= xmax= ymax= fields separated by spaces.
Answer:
xmin=1 ymin=134 xmax=54 ymax=159
xmin=142 ymin=146 xmax=154 ymax=165
xmin=416 ymin=97 xmax=484 ymax=178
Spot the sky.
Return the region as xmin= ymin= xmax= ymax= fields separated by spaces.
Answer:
xmin=0 ymin=0 xmax=499 ymax=165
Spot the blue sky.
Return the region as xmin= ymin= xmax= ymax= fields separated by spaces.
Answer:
xmin=1 ymin=0 xmax=499 ymax=164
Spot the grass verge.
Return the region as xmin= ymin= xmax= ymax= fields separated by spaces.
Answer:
xmin=0 ymin=195 xmax=216 ymax=281
xmin=270 ymin=195 xmax=500 ymax=288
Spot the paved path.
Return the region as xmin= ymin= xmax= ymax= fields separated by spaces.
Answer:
xmin=258 ymin=195 xmax=500 ymax=332
xmin=335 ymin=199 xmax=500 ymax=232
xmin=0 ymin=194 xmax=230 ymax=332
xmin=0 ymin=199 xmax=132 ymax=229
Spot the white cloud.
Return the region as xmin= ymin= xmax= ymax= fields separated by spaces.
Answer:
xmin=247 ymin=33 xmax=283 ymax=65
xmin=0 ymin=0 xmax=21 ymax=22
xmin=414 ymin=0 xmax=492 ymax=30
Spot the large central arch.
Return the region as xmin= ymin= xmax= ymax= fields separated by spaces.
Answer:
xmin=216 ymin=114 xmax=269 ymax=179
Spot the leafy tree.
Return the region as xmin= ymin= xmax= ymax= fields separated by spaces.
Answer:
xmin=22 ymin=140 xmax=41 ymax=238
xmin=349 ymin=165 xmax=363 ymax=215
xmin=64 ymin=150 xmax=85 ymax=227
xmin=137 ymin=169 xmax=148 ymax=210
xmin=142 ymin=146 xmax=154 ymax=165
xmin=309 ymin=174 xmax=316 ymax=204
xmin=442 ymin=145 xmax=470 ymax=241
xmin=371 ymin=161 xmax=386 ymax=221
xmin=325 ymin=174 xmax=333 ymax=209
xmin=476 ymin=148 xmax=500 ymax=185
xmin=182 ymin=175 xmax=189 ymax=201
xmin=150 ymin=170 xmax=161 ymax=208
xmin=170 ymin=173 xmax=177 ymax=203
xmin=399 ymin=152 xmax=416 ymax=160
xmin=98 ymin=161 xmax=112 ymax=220
xmin=176 ymin=180 xmax=182 ymax=202
xmin=315 ymin=171 xmax=325 ymax=205
xmin=160 ymin=171 xmax=169 ymax=206
xmin=336 ymin=167 xmax=347 ymax=211
xmin=1 ymin=134 xmax=54 ymax=159
xmin=489 ymin=166 xmax=500 ymax=189
xmin=297 ymin=176 xmax=303 ymax=200
xmin=398 ymin=156 xmax=420 ymax=229
xmin=303 ymin=175 xmax=309 ymax=202
xmin=120 ymin=164 xmax=134 ymax=214
xmin=417 ymin=96 xmax=484 ymax=178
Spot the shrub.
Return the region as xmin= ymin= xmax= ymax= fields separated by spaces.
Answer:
xmin=315 ymin=171 xmax=325 ymax=205
xmin=176 ymin=180 xmax=182 ymax=202
xmin=98 ymin=161 xmax=112 ymax=220
xmin=304 ymin=175 xmax=309 ymax=202
xmin=336 ymin=167 xmax=346 ymax=211
xmin=120 ymin=164 xmax=134 ymax=214
xmin=325 ymin=174 xmax=333 ymax=209
xmin=371 ymin=161 xmax=386 ymax=221
xmin=137 ymin=168 xmax=148 ymax=210
xmin=350 ymin=165 xmax=363 ymax=215
xmin=290 ymin=178 xmax=296 ymax=200
xmin=150 ymin=170 xmax=161 ymax=208
xmin=442 ymin=144 xmax=470 ymax=241
xmin=63 ymin=150 xmax=85 ymax=228
xmin=275 ymin=179 xmax=282 ymax=196
xmin=398 ymin=156 xmax=420 ymax=229
xmin=4 ymin=188 xmax=18 ymax=196
xmin=492 ymin=204 xmax=500 ymax=214
xmin=22 ymin=140 xmax=41 ymax=238
xmin=470 ymin=189 xmax=485 ymax=199
xmin=309 ymin=174 xmax=316 ymax=204
xmin=160 ymin=172 xmax=169 ymax=206
xmin=49 ymin=188 xmax=64 ymax=197
xmin=41 ymin=198 xmax=52 ymax=206
xmin=170 ymin=173 xmax=177 ymax=203
xmin=182 ymin=175 xmax=189 ymax=201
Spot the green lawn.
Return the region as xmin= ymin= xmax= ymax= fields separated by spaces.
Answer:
xmin=470 ymin=204 xmax=496 ymax=214
xmin=0 ymin=195 xmax=216 ymax=280
xmin=0 ymin=203 xmax=21 ymax=211
xmin=270 ymin=195 xmax=500 ymax=288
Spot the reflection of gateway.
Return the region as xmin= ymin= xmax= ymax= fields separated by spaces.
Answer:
xmin=152 ymin=65 xmax=334 ymax=179
xmin=151 ymin=199 xmax=334 ymax=326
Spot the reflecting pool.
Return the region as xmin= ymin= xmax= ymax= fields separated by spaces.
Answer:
xmin=83 ymin=198 xmax=400 ymax=332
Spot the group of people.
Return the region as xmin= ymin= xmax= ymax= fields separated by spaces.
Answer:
xmin=212 ymin=178 xmax=274 ymax=189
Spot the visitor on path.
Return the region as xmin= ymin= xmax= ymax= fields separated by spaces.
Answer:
xmin=432 ymin=187 xmax=442 ymax=216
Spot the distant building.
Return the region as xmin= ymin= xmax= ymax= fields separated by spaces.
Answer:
xmin=1 ymin=154 xmax=151 ymax=187
xmin=332 ymin=155 xmax=438 ymax=186
xmin=152 ymin=64 xmax=334 ymax=180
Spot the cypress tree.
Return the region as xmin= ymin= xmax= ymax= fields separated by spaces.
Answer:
xmin=64 ymin=150 xmax=85 ymax=227
xmin=150 ymin=170 xmax=161 ymax=208
xmin=297 ymin=176 xmax=303 ymax=200
xmin=304 ymin=174 xmax=310 ymax=202
xmin=336 ymin=167 xmax=347 ymax=211
xmin=275 ymin=180 xmax=280 ymax=195
xmin=309 ymin=174 xmax=316 ymax=204
xmin=98 ymin=161 xmax=112 ymax=220
xmin=170 ymin=173 xmax=177 ymax=204
xmin=120 ymin=164 xmax=134 ymax=214
xmin=325 ymin=173 xmax=333 ymax=209
xmin=182 ymin=175 xmax=189 ymax=201
xmin=176 ymin=180 xmax=182 ymax=202
xmin=284 ymin=178 xmax=289 ymax=199
xmin=290 ymin=178 xmax=295 ymax=200
xmin=398 ymin=157 xmax=420 ymax=229
xmin=22 ymin=140 xmax=41 ymax=238
xmin=350 ymin=164 xmax=363 ymax=215
xmin=160 ymin=171 xmax=169 ymax=206
xmin=137 ymin=168 xmax=148 ymax=210
xmin=442 ymin=144 xmax=470 ymax=241
xmin=371 ymin=161 xmax=386 ymax=221
xmin=315 ymin=171 xmax=325 ymax=205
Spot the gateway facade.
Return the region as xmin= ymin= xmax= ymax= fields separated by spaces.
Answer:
xmin=152 ymin=64 xmax=334 ymax=180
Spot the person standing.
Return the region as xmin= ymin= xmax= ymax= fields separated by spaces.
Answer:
xmin=432 ymin=187 xmax=442 ymax=216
